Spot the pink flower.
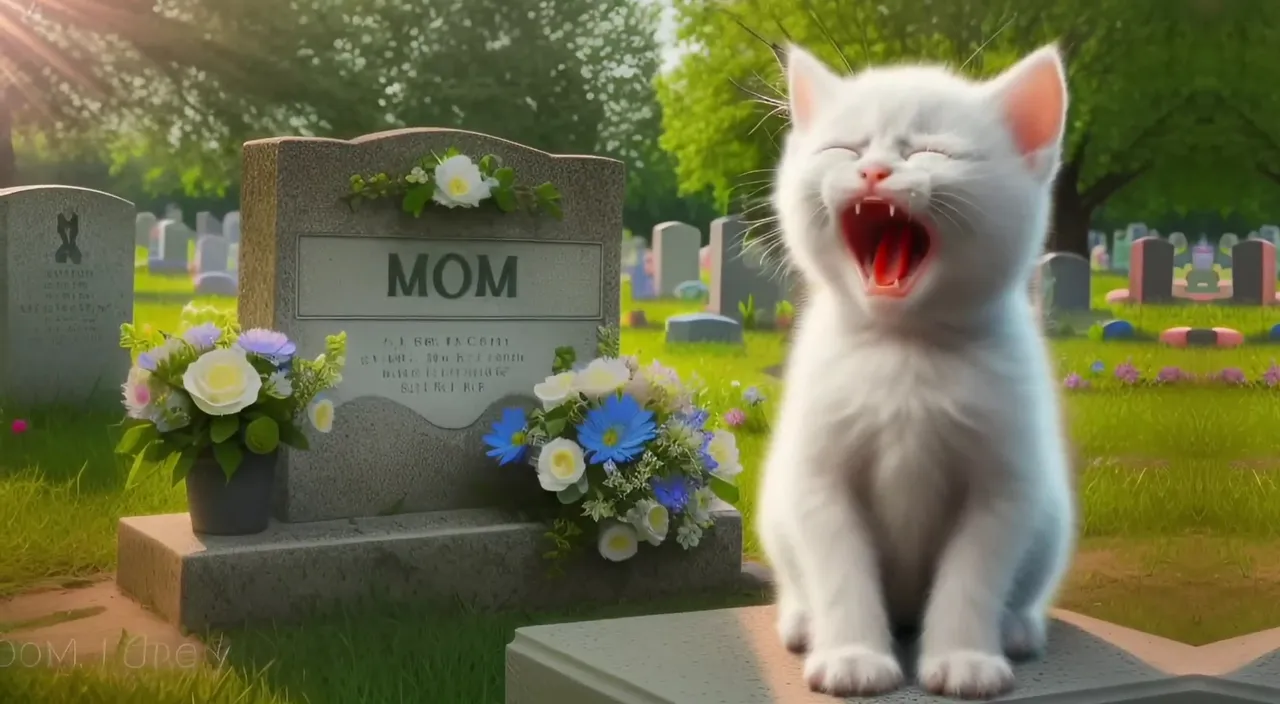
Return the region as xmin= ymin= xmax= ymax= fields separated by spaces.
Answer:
xmin=11 ymin=419 xmax=29 ymax=434
xmin=723 ymin=408 xmax=747 ymax=427
xmin=1062 ymin=373 xmax=1089 ymax=390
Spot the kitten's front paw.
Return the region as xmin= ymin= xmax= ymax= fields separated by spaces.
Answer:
xmin=1001 ymin=609 xmax=1048 ymax=661
xmin=804 ymin=645 xmax=903 ymax=697
xmin=918 ymin=650 xmax=1014 ymax=699
xmin=777 ymin=606 xmax=810 ymax=653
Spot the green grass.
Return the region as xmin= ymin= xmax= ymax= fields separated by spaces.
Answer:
xmin=1089 ymin=272 xmax=1280 ymax=337
xmin=2 ymin=271 xmax=1280 ymax=697
xmin=0 ymin=590 xmax=768 ymax=703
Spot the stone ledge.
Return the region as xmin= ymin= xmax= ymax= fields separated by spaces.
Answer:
xmin=116 ymin=502 xmax=743 ymax=632
xmin=505 ymin=604 xmax=1280 ymax=703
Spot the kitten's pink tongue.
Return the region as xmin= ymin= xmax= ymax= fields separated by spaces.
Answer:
xmin=872 ymin=226 xmax=914 ymax=286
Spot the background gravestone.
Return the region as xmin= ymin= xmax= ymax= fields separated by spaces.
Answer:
xmin=1259 ymin=224 xmax=1280 ymax=246
xmin=1128 ymin=236 xmax=1174 ymax=303
xmin=0 ymin=186 xmax=134 ymax=404
xmin=147 ymin=219 xmax=194 ymax=275
xmin=223 ymin=210 xmax=241 ymax=244
xmin=239 ymin=128 xmax=625 ymax=523
xmin=196 ymin=211 xmax=222 ymax=236
xmin=707 ymin=215 xmax=787 ymax=328
xmin=135 ymin=211 xmax=156 ymax=249
xmin=1036 ymin=252 xmax=1091 ymax=314
xmin=1230 ymin=239 xmax=1276 ymax=306
xmin=651 ymin=221 xmax=701 ymax=297
xmin=1168 ymin=231 xmax=1190 ymax=267
xmin=1111 ymin=229 xmax=1132 ymax=272
xmin=1217 ymin=233 xmax=1238 ymax=270
xmin=193 ymin=234 xmax=237 ymax=296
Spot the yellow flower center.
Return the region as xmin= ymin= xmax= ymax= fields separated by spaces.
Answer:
xmin=447 ymin=176 xmax=470 ymax=197
xmin=205 ymin=362 xmax=242 ymax=393
xmin=549 ymin=450 xmax=576 ymax=479
xmin=607 ymin=534 xmax=631 ymax=551
xmin=510 ymin=431 xmax=525 ymax=446
xmin=602 ymin=427 xmax=620 ymax=448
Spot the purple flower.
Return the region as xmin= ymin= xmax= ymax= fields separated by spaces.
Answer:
xmin=1089 ymin=360 xmax=1105 ymax=375
xmin=723 ymin=408 xmax=747 ymax=427
xmin=1217 ymin=367 xmax=1247 ymax=385
xmin=182 ymin=323 xmax=222 ymax=351
xmin=1155 ymin=366 xmax=1186 ymax=384
xmin=1264 ymin=362 xmax=1280 ymax=387
xmin=742 ymin=386 xmax=765 ymax=406
xmin=1062 ymin=373 xmax=1088 ymax=390
xmin=1114 ymin=362 xmax=1140 ymax=384
xmin=235 ymin=328 xmax=297 ymax=363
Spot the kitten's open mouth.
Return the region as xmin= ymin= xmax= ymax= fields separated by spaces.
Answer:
xmin=840 ymin=197 xmax=934 ymax=298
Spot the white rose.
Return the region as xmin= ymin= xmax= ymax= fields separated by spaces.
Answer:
xmin=572 ymin=358 xmax=632 ymax=399
xmin=432 ymin=155 xmax=493 ymax=208
xmin=706 ymin=429 xmax=743 ymax=480
xmin=308 ymin=397 xmax=335 ymax=433
xmin=536 ymin=438 xmax=587 ymax=492
xmin=181 ymin=348 xmax=263 ymax=416
xmin=533 ymin=371 xmax=578 ymax=410
xmin=597 ymin=520 xmax=639 ymax=562
xmin=625 ymin=499 xmax=670 ymax=546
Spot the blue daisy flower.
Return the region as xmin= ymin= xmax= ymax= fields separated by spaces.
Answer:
xmin=576 ymin=394 xmax=656 ymax=464
xmin=483 ymin=407 xmax=529 ymax=465
xmin=651 ymin=475 xmax=693 ymax=513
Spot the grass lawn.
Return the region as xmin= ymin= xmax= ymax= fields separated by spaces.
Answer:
xmin=1 ymin=270 xmax=1279 ymax=700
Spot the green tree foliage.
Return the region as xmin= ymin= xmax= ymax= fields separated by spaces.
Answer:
xmin=658 ymin=0 xmax=1250 ymax=255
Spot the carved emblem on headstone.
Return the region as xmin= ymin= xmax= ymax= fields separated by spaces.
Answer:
xmin=55 ymin=211 xmax=82 ymax=265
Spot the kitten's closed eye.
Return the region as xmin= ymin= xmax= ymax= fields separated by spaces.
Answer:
xmin=907 ymin=148 xmax=952 ymax=159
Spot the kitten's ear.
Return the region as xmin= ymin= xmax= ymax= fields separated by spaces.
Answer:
xmin=786 ymin=45 xmax=841 ymax=134
xmin=986 ymin=44 xmax=1068 ymax=180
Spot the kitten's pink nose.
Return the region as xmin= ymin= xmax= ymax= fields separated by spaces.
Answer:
xmin=860 ymin=164 xmax=893 ymax=185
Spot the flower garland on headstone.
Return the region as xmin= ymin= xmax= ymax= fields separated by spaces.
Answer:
xmin=345 ymin=149 xmax=563 ymax=218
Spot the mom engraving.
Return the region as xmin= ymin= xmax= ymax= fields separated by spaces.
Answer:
xmin=387 ymin=252 xmax=517 ymax=299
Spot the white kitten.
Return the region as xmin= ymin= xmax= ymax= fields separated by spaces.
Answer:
xmin=757 ymin=45 xmax=1076 ymax=699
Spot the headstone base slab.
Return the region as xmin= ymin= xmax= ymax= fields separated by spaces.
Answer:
xmin=506 ymin=605 xmax=1280 ymax=703
xmin=116 ymin=503 xmax=743 ymax=632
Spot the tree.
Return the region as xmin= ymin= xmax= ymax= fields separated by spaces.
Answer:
xmin=101 ymin=0 xmax=671 ymax=203
xmin=658 ymin=0 xmax=1244 ymax=255
xmin=0 ymin=0 xmax=326 ymax=188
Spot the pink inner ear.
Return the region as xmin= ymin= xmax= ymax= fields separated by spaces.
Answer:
xmin=790 ymin=71 xmax=816 ymax=130
xmin=1001 ymin=58 xmax=1065 ymax=157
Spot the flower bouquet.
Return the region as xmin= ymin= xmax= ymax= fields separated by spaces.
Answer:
xmin=483 ymin=328 xmax=742 ymax=565
xmin=114 ymin=304 xmax=347 ymax=535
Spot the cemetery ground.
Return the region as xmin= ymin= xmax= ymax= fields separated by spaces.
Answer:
xmin=1 ymin=272 xmax=1280 ymax=701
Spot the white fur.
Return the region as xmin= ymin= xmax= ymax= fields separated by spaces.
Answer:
xmin=758 ymin=46 xmax=1076 ymax=699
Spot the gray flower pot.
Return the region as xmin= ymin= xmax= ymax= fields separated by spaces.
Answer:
xmin=186 ymin=449 xmax=277 ymax=536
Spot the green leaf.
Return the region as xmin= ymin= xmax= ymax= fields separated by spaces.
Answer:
xmin=556 ymin=481 xmax=586 ymax=504
xmin=212 ymin=441 xmax=243 ymax=481
xmin=493 ymin=188 xmax=518 ymax=212
xmin=402 ymin=184 xmax=433 ymax=216
xmin=210 ymin=415 xmax=239 ymax=444
xmin=115 ymin=424 xmax=157 ymax=455
xmin=493 ymin=166 xmax=516 ymax=188
xmin=533 ymin=182 xmax=559 ymax=201
xmin=278 ymin=422 xmax=310 ymax=450
xmin=544 ymin=418 xmax=567 ymax=437
xmin=170 ymin=450 xmax=196 ymax=486
xmin=709 ymin=475 xmax=739 ymax=505
xmin=125 ymin=441 xmax=156 ymax=489
xmin=478 ymin=154 xmax=497 ymax=175
xmin=244 ymin=417 xmax=281 ymax=454
xmin=542 ymin=200 xmax=563 ymax=220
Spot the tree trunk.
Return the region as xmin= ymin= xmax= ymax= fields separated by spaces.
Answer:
xmin=1048 ymin=159 xmax=1091 ymax=257
xmin=0 ymin=90 xmax=15 ymax=189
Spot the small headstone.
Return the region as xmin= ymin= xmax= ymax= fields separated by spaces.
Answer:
xmin=651 ymin=222 xmax=701 ymax=297
xmin=1248 ymin=231 xmax=1260 ymax=240
xmin=147 ymin=219 xmax=194 ymax=275
xmin=664 ymin=312 xmax=743 ymax=344
xmin=1185 ymin=238 xmax=1220 ymax=294
xmin=619 ymin=236 xmax=640 ymax=269
xmin=1100 ymin=320 xmax=1134 ymax=340
xmin=163 ymin=203 xmax=183 ymax=222
xmin=1230 ymin=239 xmax=1276 ymax=306
xmin=708 ymin=215 xmax=788 ymax=327
xmin=1259 ymin=225 xmax=1280 ymax=246
xmin=1125 ymin=223 xmax=1148 ymax=242
xmin=1110 ymin=230 xmax=1131 ymax=271
xmin=1035 ymin=253 xmax=1091 ymax=314
xmin=629 ymin=252 xmax=655 ymax=300
xmin=1127 ymin=237 xmax=1174 ymax=303
xmin=195 ymin=211 xmax=222 ymax=236
xmin=1217 ymin=233 xmax=1238 ymax=269
xmin=194 ymin=234 xmax=231 ymax=274
xmin=1185 ymin=328 xmax=1217 ymax=346
xmin=135 ymin=212 xmax=156 ymax=249
xmin=1087 ymin=230 xmax=1106 ymax=251
xmin=0 ymin=186 xmax=134 ymax=404
xmin=223 ymin=211 xmax=241 ymax=243
xmin=673 ymin=280 xmax=708 ymax=301
xmin=194 ymin=271 xmax=237 ymax=296
xmin=1168 ymin=232 xmax=1189 ymax=267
